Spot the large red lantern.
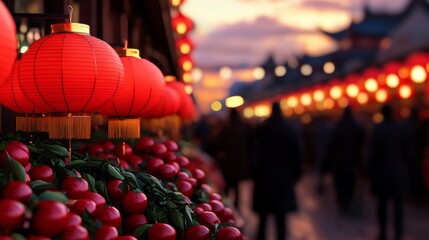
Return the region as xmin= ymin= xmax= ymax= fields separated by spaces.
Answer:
xmin=142 ymin=84 xmax=181 ymax=118
xmin=0 ymin=60 xmax=48 ymax=132
xmin=99 ymin=48 xmax=165 ymax=139
xmin=171 ymin=12 xmax=194 ymax=35
xmin=168 ymin=81 xmax=197 ymax=121
xmin=0 ymin=1 xmax=17 ymax=87
xmin=19 ymin=23 xmax=124 ymax=139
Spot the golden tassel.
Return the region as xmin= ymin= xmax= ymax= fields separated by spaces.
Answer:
xmin=16 ymin=114 xmax=49 ymax=132
xmin=48 ymin=114 xmax=91 ymax=139
xmin=108 ymin=117 xmax=140 ymax=139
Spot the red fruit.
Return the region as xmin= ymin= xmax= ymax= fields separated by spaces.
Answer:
xmin=112 ymin=236 xmax=137 ymax=240
xmin=162 ymin=139 xmax=179 ymax=152
xmin=158 ymin=163 xmax=178 ymax=179
xmin=135 ymin=136 xmax=155 ymax=153
xmin=62 ymin=225 xmax=89 ymax=240
xmin=147 ymin=223 xmax=176 ymax=240
xmin=219 ymin=207 xmax=234 ymax=223
xmin=98 ymin=153 xmax=117 ymax=161
xmin=71 ymin=199 xmax=97 ymax=215
xmin=196 ymin=203 xmax=212 ymax=212
xmin=191 ymin=169 xmax=205 ymax=181
xmin=2 ymin=180 xmax=32 ymax=203
xmin=0 ymin=199 xmax=25 ymax=231
xmin=201 ymin=184 xmax=212 ymax=193
xmin=187 ymin=178 xmax=197 ymax=188
xmin=152 ymin=143 xmax=168 ymax=158
xmin=123 ymin=214 xmax=148 ymax=234
xmin=176 ymin=155 xmax=190 ymax=167
xmin=78 ymin=192 xmax=106 ymax=210
xmin=177 ymin=171 xmax=190 ymax=180
xmin=119 ymin=159 xmax=130 ymax=170
xmin=209 ymin=193 xmax=222 ymax=201
xmin=197 ymin=211 xmax=220 ymax=230
xmin=163 ymin=151 xmax=177 ymax=163
xmin=61 ymin=176 xmax=89 ymax=198
xmin=29 ymin=165 xmax=55 ymax=183
xmin=102 ymin=141 xmax=116 ymax=151
xmin=24 ymin=163 xmax=32 ymax=172
xmin=216 ymin=227 xmax=242 ymax=240
xmin=170 ymin=162 xmax=180 ymax=172
xmin=87 ymin=143 xmax=104 ymax=156
xmin=193 ymin=207 xmax=205 ymax=214
xmin=65 ymin=213 xmax=82 ymax=227
xmin=127 ymin=154 xmax=143 ymax=169
xmin=31 ymin=200 xmax=69 ymax=237
xmin=95 ymin=225 xmax=118 ymax=240
xmin=186 ymin=225 xmax=211 ymax=240
xmin=27 ymin=236 xmax=50 ymax=240
xmin=106 ymin=179 xmax=128 ymax=204
xmin=122 ymin=191 xmax=148 ymax=214
xmin=1 ymin=141 xmax=30 ymax=167
xmin=113 ymin=143 xmax=133 ymax=158
xmin=176 ymin=180 xmax=194 ymax=197
xmin=146 ymin=158 xmax=164 ymax=175
xmin=209 ymin=200 xmax=224 ymax=215
xmin=94 ymin=206 xmax=122 ymax=228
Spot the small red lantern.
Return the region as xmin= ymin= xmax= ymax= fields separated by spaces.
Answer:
xmin=383 ymin=61 xmax=402 ymax=88
xmin=99 ymin=47 xmax=165 ymax=139
xmin=171 ymin=12 xmax=194 ymax=35
xmin=176 ymin=36 xmax=194 ymax=55
xmin=142 ymin=85 xmax=181 ymax=118
xmin=406 ymin=51 xmax=429 ymax=84
xmin=0 ymin=60 xmax=48 ymax=132
xmin=0 ymin=2 xmax=17 ymax=87
xmin=170 ymin=0 xmax=186 ymax=8
xmin=19 ymin=23 xmax=125 ymax=139
xmin=168 ymin=81 xmax=197 ymax=121
xmin=178 ymin=55 xmax=194 ymax=72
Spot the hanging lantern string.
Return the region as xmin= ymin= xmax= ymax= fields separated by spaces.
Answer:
xmin=68 ymin=5 xmax=73 ymax=23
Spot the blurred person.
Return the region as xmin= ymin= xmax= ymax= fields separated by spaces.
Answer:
xmin=252 ymin=102 xmax=302 ymax=240
xmin=368 ymin=104 xmax=408 ymax=240
xmin=321 ymin=106 xmax=365 ymax=214
xmin=215 ymin=108 xmax=253 ymax=209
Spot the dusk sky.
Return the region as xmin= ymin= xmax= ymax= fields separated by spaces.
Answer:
xmin=180 ymin=0 xmax=411 ymax=114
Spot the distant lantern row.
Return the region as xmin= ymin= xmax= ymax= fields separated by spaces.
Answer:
xmin=243 ymin=51 xmax=429 ymax=118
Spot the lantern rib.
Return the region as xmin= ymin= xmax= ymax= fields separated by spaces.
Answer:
xmin=60 ymin=34 xmax=70 ymax=112
xmin=30 ymin=37 xmax=57 ymax=112
xmin=77 ymin=34 xmax=98 ymax=113
xmin=136 ymin=88 xmax=152 ymax=115
xmin=127 ymin=57 xmax=136 ymax=116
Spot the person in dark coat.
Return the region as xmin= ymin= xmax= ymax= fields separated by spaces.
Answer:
xmin=215 ymin=108 xmax=253 ymax=208
xmin=368 ymin=104 xmax=408 ymax=240
xmin=322 ymin=106 xmax=365 ymax=213
xmin=252 ymin=102 xmax=302 ymax=240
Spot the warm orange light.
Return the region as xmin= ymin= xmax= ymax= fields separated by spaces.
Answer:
xmin=300 ymin=93 xmax=312 ymax=106
xmin=329 ymin=86 xmax=342 ymax=99
xmin=183 ymin=72 xmax=192 ymax=83
xmin=323 ymin=98 xmax=334 ymax=110
xmin=316 ymin=101 xmax=325 ymax=111
xmin=365 ymin=78 xmax=378 ymax=92
xmin=346 ymin=83 xmax=359 ymax=98
xmin=313 ymin=90 xmax=325 ymax=102
xmin=287 ymin=96 xmax=298 ymax=108
xmin=182 ymin=60 xmax=193 ymax=71
xmin=179 ymin=43 xmax=191 ymax=55
xmin=338 ymin=97 xmax=348 ymax=108
xmin=399 ymin=67 xmax=409 ymax=79
xmin=375 ymin=89 xmax=388 ymax=103
xmin=410 ymin=65 xmax=427 ymax=83
xmin=399 ymin=85 xmax=412 ymax=99
xmin=386 ymin=73 xmax=399 ymax=88
xmin=301 ymin=114 xmax=312 ymax=124
xmin=176 ymin=23 xmax=188 ymax=35
xmin=284 ymin=107 xmax=293 ymax=117
xmin=373 ymin=112 xmax=383 ymax=123
xmin=294 ymin=105 xmax=304 ymax=115
xmin=357 ymin=92 xmax=368 ymax=105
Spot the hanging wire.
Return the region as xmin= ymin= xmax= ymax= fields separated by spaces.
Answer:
xmin=68 ymin=5 xmax=73 ymax=23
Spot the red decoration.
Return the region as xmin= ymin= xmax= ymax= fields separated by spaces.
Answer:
xmin=99 ymin=48 xmax=165 ymax=117
xmin=142 ymin=85 xmax=181 ymax=118
xmin=178 ymin=55 xmax=194 ymax=72
xmin=171 ymin=12 xmax=194 ymax=35
xmin=0 ymin=2 xmax=17 ymax=87
xmin=169 ymin=0 xmax=186 ymax=8
xmin=176 ymin=36 xmax=194 ymax=55
xmin=168 ymin=81 xmax=197 ymax=120
xmin=19 ymin=23 xmax=124 ymax=114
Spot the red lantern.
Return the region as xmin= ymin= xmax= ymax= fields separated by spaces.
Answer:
xmin=0 ymin=60 xmax=48 ymax=132
xmin=405 ymin=51 xmax=429 ymax=84
xmin=178 ymin=55 xmax=194 ymax=72
xmin=176 ymin=36 xmax=194 ymax=55
xmin=168 ymin=81 xmax=197 ymax=121
xmin=171 ymin=12 xmax=194 ymax=35
xmin=99 ymin=48 xmax=165 ymax=139
xmin=383 ymin=61 xmax=402 ymax=89
xmin=142 ymin=85 xmax=181 ymax=118
xmin=19 ymin=23 xmax=124 ymax=139
xmin=169 ymin=0 xmax=186 ymax=8
xmin=0 ymin=2 xmax=17 ymax=87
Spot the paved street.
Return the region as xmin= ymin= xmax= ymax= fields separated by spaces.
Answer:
xmin=236 ymin=171 xmax=429 ymax=240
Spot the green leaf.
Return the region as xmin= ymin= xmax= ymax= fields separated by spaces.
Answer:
xmin=6 ymin=152 xmax=26 ymax=182
xmin=38 ymin=190 xmax=68 ymax=203
xmin=107 ymin=165 xmax=124 ymax=180
xmin=38 ymin=142 xmax=69 ymax=157
xmin=81 ymin=173 xmax=97 ymax=192
xmin=133 ymin=224 xmax=152 ymax=238
xmin=11 ymin=233 xmax=26 ymax=240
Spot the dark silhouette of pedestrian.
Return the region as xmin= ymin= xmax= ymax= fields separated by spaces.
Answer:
xmin=321 ymin=106 xmax=365 ymax=214
xmin=368 ymin=104 xmax=408 ymax=240
xmin=215 ymin=108 xmax=253 ymax=208
xmin=252 ymin=102 xmax=302 ymax=240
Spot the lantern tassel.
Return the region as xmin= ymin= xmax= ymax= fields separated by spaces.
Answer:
xmin=49 ymin=114 xmax=91 ymax=139
xmin=16 ymin=114 xmax=49 ymax=132
xmin=108 ymin=118 xmax=140 ymax=139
